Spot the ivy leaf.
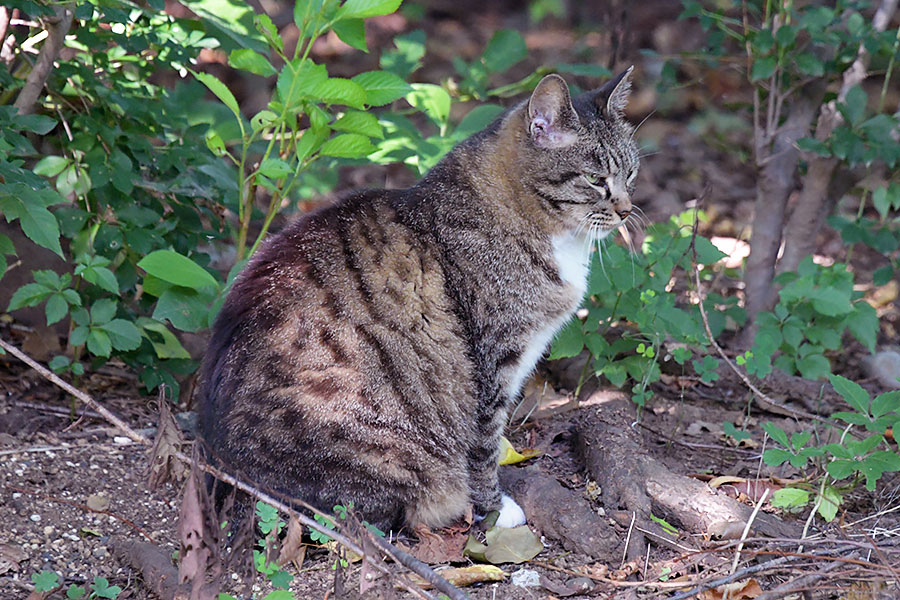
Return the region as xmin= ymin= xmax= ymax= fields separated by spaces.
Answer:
xmin=87 ymin=329 xmax=113 ymax=357
xmin=45 ymin=293 xmax=69 ymax=326
xmin=101 ymin=319 xmax=143 ymax=351
xmin=8 ymin=282 xmax=53 ymax=311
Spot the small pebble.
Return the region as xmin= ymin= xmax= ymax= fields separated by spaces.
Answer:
xmin=30 ymin=514 xmax=41 ymax=522
xmin=511 ymin=568 xmax=542 ymax=588
xmin=113 ymin=436 xmax=132 ymax=445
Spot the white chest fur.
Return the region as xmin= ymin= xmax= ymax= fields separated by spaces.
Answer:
xmin=504 ymin=234 xmax=590 ymax=399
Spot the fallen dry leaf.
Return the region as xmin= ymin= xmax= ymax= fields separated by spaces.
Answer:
xmin=147 ymin=389 xmax=187 ymax=488
xmin=464 ymin=525 xmax=543 ymax=564
xmin=498 ymin=436 xmax=540 ymax=465
xmin=278 ymin=517 xmax=306 ymax=568
xmin=699 ymin=578 xmax=763 ymax=599
xmin=86 ymin=493 xmax=109 ymax=512
xmin=411 ymin=523 xmax=467 ymax=563
xmin=412 ymin=564 xmax=506 ymax=589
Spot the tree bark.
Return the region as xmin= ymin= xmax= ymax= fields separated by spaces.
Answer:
xmin=743 ymin=85 xmax=824 ymax=331
xmin=13 ymin=3 xmax=74 ymax=116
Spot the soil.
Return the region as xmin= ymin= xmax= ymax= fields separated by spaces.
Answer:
xmin=3 ymin=2 xmax=900 ymax=600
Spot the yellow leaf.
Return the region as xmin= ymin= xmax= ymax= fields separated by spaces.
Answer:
xmin=497 ymin=436 xmax=540 ymax=465
xmin=413 ymin=564 xmax=507 ymax=589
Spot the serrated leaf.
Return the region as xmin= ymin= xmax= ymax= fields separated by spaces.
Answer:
xmin=810 ymin=287 xmax=853 ymax=316
xmin=320 ymin=133 xmax=375 ymax=158
xmin=192 ymin=70 xmax=241 ymax=122
xmin=795 ymin=53 xmax=824 ymax=76
xmin=331 ymin=110 xmax=383 ymax=138
xmin=0 ymin=190 xmax=65 ymax=257
xmin=842 ymin=85 xmax=867 ymax=127
xmin=751 ymin=56 xmax=777 ymax=81
xmin=859 ymin=451 xmax=900 ymax=490
xmin=136 ymin=317 xmax=191 ymax=359
xmin=229 ymin=49 xmax=276 ymax=77
xmin=796 ymin=136 xmax=830 ymax=157
xmin=871 ymin=391 xmax=900 ymax=419
xmin=406 ymin=83 xmax=451 ymax=127
xmin=828 ymin=374 xmax=870 ymax=415
xmin=0 ymin=233 xmax=14 ymax=256
xmin=352 ymin=70 xmax=412 ymax=106
xmin=548 ymin=317 xmax=583 ymax=360
xmin=259 ymin=158 xmax=293 ymax=179
xmin=694 ymin=236 xmax=727 ymax=264
xmin=848 ymin=302 xmax=878 ymax=353
xmin=153 ymin=287 xmax=210 ymax=332
xmin=481 ymin=29 xmax=527 ymax=73
xmin=796 ymin=353 xmax=830 ymax=380
xmin=101 ymin=319 xmax=142 ymax=351
xmin=86 ymin=329 xmax=112 ymax=357
xmin=8 ymin=282 xmax=52 ymax=310
xmin=312 ymin=77 xmax=367 ymax=108
xmin=45 ymin=293 xmax=69 ymax=325
xmin=332 ymin=18 xmax=367 ymax=51
xmin=336 ymin=0 xmax=402 ymax=20
xmin=138 ymin=250 xmax=219 ymax=291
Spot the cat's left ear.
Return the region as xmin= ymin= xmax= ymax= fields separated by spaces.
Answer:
xmin=527 ymin=74 xmax=580 ymax=149
xmin=594 ymin=66 xmax=634 ymax=119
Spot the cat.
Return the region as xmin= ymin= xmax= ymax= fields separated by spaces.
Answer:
xmin=198 ymin=68 xmax=639 ymax=532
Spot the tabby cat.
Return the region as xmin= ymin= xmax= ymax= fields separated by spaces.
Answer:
xmin=199 ymin=69 xmax=639 ymax=532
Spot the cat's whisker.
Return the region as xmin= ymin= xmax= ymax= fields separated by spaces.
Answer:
xmin=630 ymin=109 xmax=657 ymax=140
xmin=631 ymin=206 xmax=650 ymax=229
xmin=637 ymin=150 xmax=660 ymax=159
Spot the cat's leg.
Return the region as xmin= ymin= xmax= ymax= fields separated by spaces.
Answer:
xmin=468 ymin=396 xmax=526 ymax=528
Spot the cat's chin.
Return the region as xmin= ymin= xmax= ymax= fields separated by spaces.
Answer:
xmin=495 ymin=494 xmax=527 ymax=528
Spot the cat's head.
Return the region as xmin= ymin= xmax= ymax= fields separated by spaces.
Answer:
xmin=518 ymin=69 xmax=639 ymax=241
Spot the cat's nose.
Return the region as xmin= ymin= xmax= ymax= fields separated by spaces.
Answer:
xmin=614 ymin=197 xmax=632 ymax=220
xmin=616 ymin=208 xmax=632 ymax=219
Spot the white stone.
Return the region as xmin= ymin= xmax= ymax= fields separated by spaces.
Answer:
xmin=510 ymin=568 xmax=542 ymax=588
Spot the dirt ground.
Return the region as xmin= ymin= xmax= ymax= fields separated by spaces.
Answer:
xmin=3 ymin=1 xmax=900 ymax=599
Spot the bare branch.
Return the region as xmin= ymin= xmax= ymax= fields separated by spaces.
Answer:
xmin=13 ymin=3 xmax=74 ymax=115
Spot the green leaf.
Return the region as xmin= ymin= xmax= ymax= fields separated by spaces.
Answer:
xmin=320 ymin=133 xmax=376 ymax=158
xmin=796 ymin=136 xmax=830 ymax=157
xmin=810 ymin=287 xmax=853 ymax=316
xmin=795 ymin=53 xmax=824 ymax=77
xmin=33 ymin=155 xmax=70 ymax=177
xmin=352 ymin=70 xmax=412 ymax=106
xmin=86 ymin=329 xmax=112 ymax=357
xmin=548 ymin=317 xmax=583 ymax=360
xmin=816 ymin=486 xmax=841 ymax=522
xmin=694 ymin=236 xmax=726 ymax=264
xmin=379 ymin=29 xmax=425 ymax=78
xmin=750 ymin=56 xmax=777 ymax=81
xmin=259 ymin=158 xmax=293 ymax=179
xmin=0 ymin=190 xmax=65 ymax=257
xmin=841 ymin=85 xmax=867 ymax=127
xmin=796 ymin=353 xmax=830 ymax=380
xmin=871 ymin=391 xmax=900 ymax=419
xmin=762 ymin=448 xmax=793 ymax=467
xmin=859 ymin=451 xmax=900 ymax=490
xmin=722 ymin=421 xmax=751 ymax=442
xmin=80 ymin=265 xmax=120 ymax=295
xmin=8 ymin=283 xmax=52 ymax=310
xmin=762 ymin=421 xmax=790 ymax=448
xmin=153 ymin=287 xmax=211 ymax=332
xmin=331 ymin=110 xmax=383 ymax=138
xmin=32 ymin=570 xmax=60 ymax=592
xmin=481 ymin=29 xmax=527 ymax=73
xmin=0 ymin=233 xmax=14 ymax=256
xmin=262 ymin=589 xmax=294 ymax=600
xmin=311 ymin=77 xmax=367 ymax=108
xmin=332 ymin=18 xmax=367 ymax=52
xmin=826 ymin=458 xmax=856 ymax=480
xmin=90 ymin=298 xmax=118 ymax=325
xmin=182 ymin=0 xmax=266 ymax=52
xmin=828 ymin=374 xmax=870 ymax=415
xmin=45 ymin=293 xmax=69 ymax=326
xmin=193 ymin=70 xmax=241 ymax=122
xmin=66 ymin=585 xmax=86 ymax=600
xmin=138 ymin=250 xmax=219 ymax=291
xmin=406 ymin=83 xmax=451 ymax=127
xmin=770 ymin=487 xmax=809 ymax=509
xmin=848 ymin=301 xmax=878 ymax=352
xmin=101 ymin=319 xmax=142 ymax=351
xmin=336 ymin=0 xmax=402 ymax=20
xmin=90 ymin=576 xmax=122 ymax=599
xmin=136 ymin=317 xmax=192 ymax=360
xmin=228 ymin=49 xmax=276 ymax=77
xmin=873 ymin=187 xmax=890 ymax=219
xmin=277 ymin=60 xmax=327 ymax=109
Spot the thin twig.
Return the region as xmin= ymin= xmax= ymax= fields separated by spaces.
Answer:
xmin=731 ymin=488 xmax=770 ymax=574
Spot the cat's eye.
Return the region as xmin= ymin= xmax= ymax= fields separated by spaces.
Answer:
xmin=584 ymin=173 xmax=605 ymax=185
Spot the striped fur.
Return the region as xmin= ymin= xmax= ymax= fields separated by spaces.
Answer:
xmin=199 ymin=71 xmax=639 ymax=531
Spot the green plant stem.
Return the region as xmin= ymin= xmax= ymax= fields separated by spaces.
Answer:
xmin=878 ymin=25 xmax=900 ymax=114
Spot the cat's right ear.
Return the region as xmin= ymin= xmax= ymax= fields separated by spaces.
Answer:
xmin=527 ymin=74 xmax=579 ymax=149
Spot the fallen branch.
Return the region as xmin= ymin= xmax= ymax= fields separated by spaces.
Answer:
xmin=0 ymin=335 xmax=464 ymax=600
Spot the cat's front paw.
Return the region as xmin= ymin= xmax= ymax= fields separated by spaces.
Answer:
xmin=494 ymin=494 xmax=526 ymax=528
